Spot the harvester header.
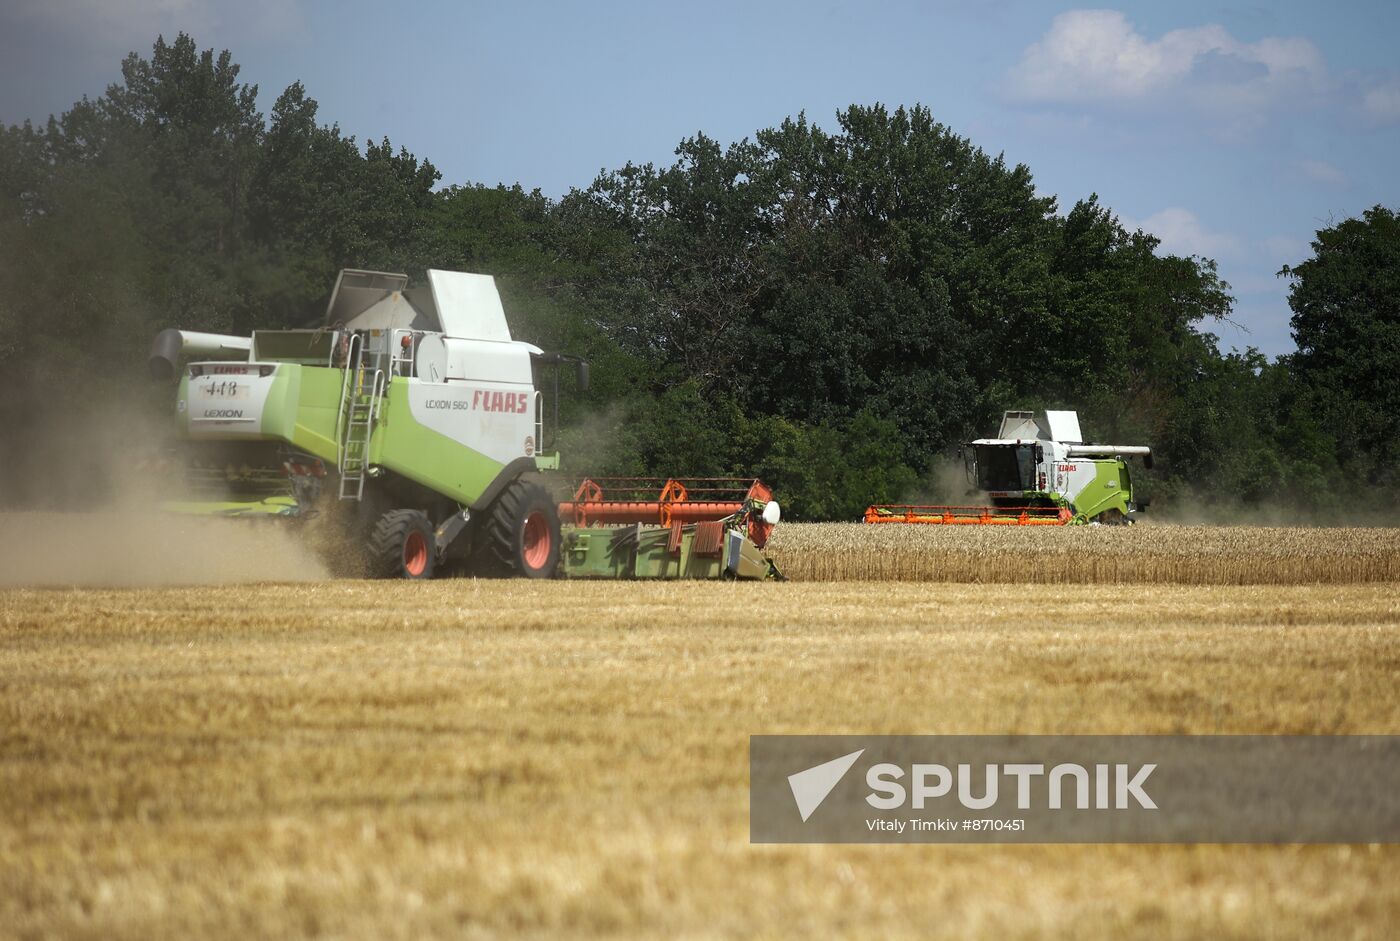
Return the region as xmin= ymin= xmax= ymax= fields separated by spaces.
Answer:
xmin=562 ymin=478 xmax=772 ymax=529
xmin=554 ymin=478 xmax=780 ymax=580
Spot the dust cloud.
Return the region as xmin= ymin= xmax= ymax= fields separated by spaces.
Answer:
xmin=0 ymin=511 xmax=328 ymax=587
xmin=551 ymin=401 xmax=643 ymax=480
xmin=899 ymin=455 xmax=980 ymax=507
xmin=1144 ymin=484 xmax=1397 ymax=528
xmin=0 ymin=397 xmax=329 ymax=588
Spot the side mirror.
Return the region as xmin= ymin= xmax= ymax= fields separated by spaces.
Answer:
xmin=762 ymin=501 xmax=781 ymax=525
xmin=1144 ymin=452 xmax=1154 ymax=470
xmin=575 ymin=360 xmax=590 ymax=394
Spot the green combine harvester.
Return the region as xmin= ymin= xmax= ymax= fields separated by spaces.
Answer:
xmin=865 ymin=409 xmax=1152 ymax=526
xmin=149 ymin=269 xmax=781 ymax=579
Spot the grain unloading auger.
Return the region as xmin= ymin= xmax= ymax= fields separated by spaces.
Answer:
xmin=866 ymin=410 xmax=1151 ymax=526
xmin=148 ymin=268 xmax=782 ymax=580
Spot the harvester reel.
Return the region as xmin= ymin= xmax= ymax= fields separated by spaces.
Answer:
xmin=368 ymin=509 xmax=437 ymax=579
xmin=482 ymin=480 xmax=561 ymax=578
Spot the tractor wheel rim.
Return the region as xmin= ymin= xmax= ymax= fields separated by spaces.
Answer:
xmin=522 ymin=511 xmax=551 ymax=569
xmin=403 ymin=531 xmax=428 ymax=576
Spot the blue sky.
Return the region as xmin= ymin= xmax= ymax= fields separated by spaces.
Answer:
xmin=4 ymin=1 xmax=1398 ymax=357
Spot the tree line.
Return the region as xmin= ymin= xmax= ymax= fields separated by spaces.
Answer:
xmin=2 ymin=35 xmax=1395 ymax=519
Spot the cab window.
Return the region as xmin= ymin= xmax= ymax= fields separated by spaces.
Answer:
xmin=976 ymin=445 xmax=1035 ymax=491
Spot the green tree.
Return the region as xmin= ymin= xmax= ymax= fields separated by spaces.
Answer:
xmin=566 ymin=104 xmax=1238 ymax=498
xmin=3 ymin=29 xmax=1327 ymax=519
xmin=1281 ymin=206 xmax=1400 ymax=487
xmin=245 ymin=81 xmax=441 ymax=329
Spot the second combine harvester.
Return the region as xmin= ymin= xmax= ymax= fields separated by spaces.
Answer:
xmin=866 ymin=409 xmax=1152 ymax=526
xmin=148 ymin=269 xmax=781 ymax=580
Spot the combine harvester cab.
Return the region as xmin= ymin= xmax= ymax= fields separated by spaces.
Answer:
xmin=866 ymin=410 xmax=1151 ymax=526
xmin=148 ymin=268 xmax=781 ymax=579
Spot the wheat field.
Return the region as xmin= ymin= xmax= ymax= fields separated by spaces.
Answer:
xmin=767 ymin=523 xmax=1400 ymax=583
xmin=3 ymin=574 xmax=1400 ymax=939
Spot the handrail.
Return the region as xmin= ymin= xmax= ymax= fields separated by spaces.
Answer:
xmin=334 ymin=332 xmax=362 ymax=454
xmin=370 ymin=368 xmax=386 ymax=420
xmin=533 ymin=389 xmax=544 ymax=457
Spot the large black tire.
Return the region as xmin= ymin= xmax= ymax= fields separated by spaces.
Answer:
xmin=481 ymin=480 xmax=561 ymax=578
xmin=367 ymin=509 xmax=436 ymax=579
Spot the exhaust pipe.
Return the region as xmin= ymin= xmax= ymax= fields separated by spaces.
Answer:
xmin=148 ymin=329 xmax=252 ymax=380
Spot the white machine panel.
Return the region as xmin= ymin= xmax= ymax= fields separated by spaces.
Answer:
xmin=415 ymin=335 xmax=533 ymax=385
xmin=1044 ymin=410 xmax=1083 ymax=444
xmin=340 ymin=291 xmax=424 ymax=331
xmin=183 ymin=364 xmax=274 ymax=435
xmin=1051 ymin=459 xmax=1099 ymax=500
xmin=407 ymin=382 xmax=537 ymax=465
xmin=428 ymin=270 xmax=512 ymax=342
xmin=997 ymin=410 xmax=1040 ymax=440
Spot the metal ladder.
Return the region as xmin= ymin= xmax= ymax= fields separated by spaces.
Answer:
xmin=336 ymin=333 xmax=386 ymax=501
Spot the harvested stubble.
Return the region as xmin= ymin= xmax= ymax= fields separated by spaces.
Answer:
xmin=2 ymin=580 xmax=1399 ymax=939
xmin=765 ymin=523 xmax=1400 ymax=584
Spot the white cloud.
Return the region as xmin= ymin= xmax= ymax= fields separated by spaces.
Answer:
xmin=1008 ymin=10 xmax=1170 ymax=100
xmin=1006 ymin=10 xmax=1327 ymax=116
xmin=1361 ymin=80 xmax=1400 ymax=124
xmin=1298 ymin=159 xmax=1348 ymax=187
xmin=1121 ymin=207 xmax=1240 ymax=259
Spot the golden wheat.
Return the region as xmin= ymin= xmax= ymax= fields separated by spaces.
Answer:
xmin=765 ymin=523 xmax=1400 ymax=584
xmin=2 ymin=580 xmax=1399 ymax=938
